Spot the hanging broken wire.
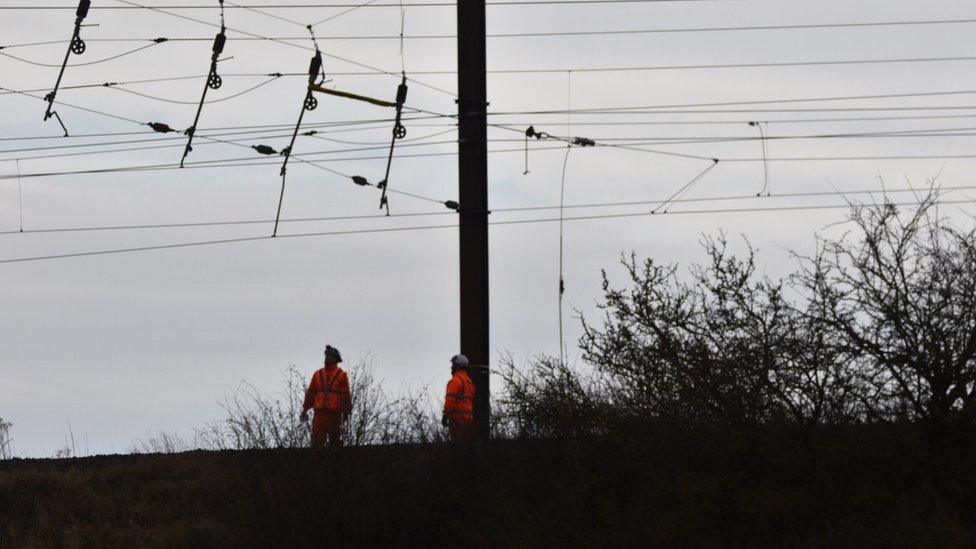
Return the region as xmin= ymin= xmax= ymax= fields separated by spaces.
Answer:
xmin=179 ymin=0 xmax=228 ymax=168
xmin=43 ymin=0 xmax=93 ymax=136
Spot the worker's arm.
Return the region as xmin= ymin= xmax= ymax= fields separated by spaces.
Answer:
xmin=302 ymin=373 xmax=319 ymax=413
xmin=338 ymin=372 xmax=352 ymax=415
xmin=444 ymin=377 xmax=460 ymax=415
xmin=442 ymin=378 xmax=458 ymax=427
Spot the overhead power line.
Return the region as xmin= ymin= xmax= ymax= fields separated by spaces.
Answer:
xmin=4 ymin=18 xmax=976 ymax=48
xmin=300 ymin=55 xmax=976 ymax=76
xmin=0 ymin=0 xmax=724 ymax=9
xmin=0 ymin=125 xmax=455 ymax=157
xmin=110 ymin=0 xmax=457 ymax=97
xmin=485 ymin=125 xmax=976 ymax=147
xmin=483 ymin=114 xmax=976 ymax=126
xmin=0 ymin=116 xmax=444 ymax=143
xmin=8 ymin=144 xmax=976 ymax=182
xmin=4 ymin=126 xmax=973 ymax=162
xmin=12 ymin=78 xmax=976 ymax=113
xmin=8 ymin=54 xmax=976 ymax=78
xmin=35 ymin=55 xmax=954 ymax=78
xmin=0 ymin=72 xmax=303 ymax=96
xmin=492 ymin=106 xmax=976 ymax=115
xmin=6 ymin=185 xmax=975 ymax=238
xmin=491 ymin=89 xmax=976 ymax=115
xmin=0 ymin=43 xmax=163 ymax=67
xmin=0 ymin=210 xmax=454 ymax=236
xmin=1 ymin=199 xmax=971 ymax=266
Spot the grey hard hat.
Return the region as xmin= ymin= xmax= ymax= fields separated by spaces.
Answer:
xmin=450 ymin=354 xmax=470 ymax=367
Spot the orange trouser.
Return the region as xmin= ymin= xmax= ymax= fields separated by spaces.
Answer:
xmin=448 ymin=417 xmax=475 ymax=441
xmin=311 ymin=411 xmax=343 ymax=448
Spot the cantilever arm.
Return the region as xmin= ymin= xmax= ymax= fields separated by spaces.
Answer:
xmin=308 ymin=84 xmax=396 ymax=108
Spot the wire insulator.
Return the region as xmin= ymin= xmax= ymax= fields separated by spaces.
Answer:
xmin=212 ymin=31 xmax=226 ymax=55
xmin=445 ymin=200 xmax=460 ymax=211
xmin=149 ymin=122 xmax=175 ymax=133
xmin=352 ymin=175 xmax=370 ymax=186
xmin=308 ymin=52 xmax=323 ymax=83
xmin=396 ymin=79 xmax=408 ymax=106
xmin=252 ymin=144 xmax=277 ymax=155
xmin=76 ymin=0 xmax=91 ymax=19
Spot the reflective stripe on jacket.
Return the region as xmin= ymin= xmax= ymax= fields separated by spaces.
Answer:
xmin=303 ymin=365 xmax=352 ymax=414
xmin=444 ymin=369 xmax=475 ymax=422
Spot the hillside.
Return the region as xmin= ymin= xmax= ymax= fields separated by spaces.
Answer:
xmin=1 ymin=425 xmax=974 ymax=547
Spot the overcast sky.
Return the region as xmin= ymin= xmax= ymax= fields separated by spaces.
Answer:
xmin=2 ymin=0 xmax=975 ymax=456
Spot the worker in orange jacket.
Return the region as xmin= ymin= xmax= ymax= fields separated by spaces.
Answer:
xmin=300 ymin=345 xmax=352 ymax=448
xmin=442 ymin=354 xmax=476 ymax=441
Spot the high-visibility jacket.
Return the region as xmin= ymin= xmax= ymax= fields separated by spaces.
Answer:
xmin=444 ymin=369 xmax=475 ymax=423
xmin=303 ymin=365 xmax=352 ymax=415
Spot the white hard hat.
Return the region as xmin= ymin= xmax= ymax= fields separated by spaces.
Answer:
xmin=450 ymin=354 xmax=470 ymax=367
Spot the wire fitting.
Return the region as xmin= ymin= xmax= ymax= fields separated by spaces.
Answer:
xmin=252 ymin=144 xmax=277 ymax=155
xmin=148 ymin=122 xmax=175 ymax=133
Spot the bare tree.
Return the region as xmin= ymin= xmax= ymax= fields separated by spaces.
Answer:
xmin=797 ymin=190 xmax=976 ymax=424
xmin=496 ymin=354 xmax=613 ymax=437
xmin=575 ymin=235 xmax=861 ymax=427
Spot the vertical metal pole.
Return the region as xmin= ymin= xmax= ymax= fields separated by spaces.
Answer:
xmin=457 ymin=0 xmax=490 ymax=439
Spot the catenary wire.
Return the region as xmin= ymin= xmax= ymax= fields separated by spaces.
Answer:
xmin=1 ymin=199 xmax=971 ymax=265
xmin=111 ymin=0 xmax=456 ymax=96
xmin=0 ymin=118 xmax=447 ymax=152
xmin=0 ymin=42 xmax=163 ymax=67
xmin=5 ymin=185 xmax=976 ymax=237
xmin=105 ymin=75 xmax=284 ymax=105
xmin=10 ymin=145 xmax=976 ymax=181
xmin=0 ymin=88 xmax=457 ymax=205
xmin=8 ymin=74 xmax=976 ymax=115
xmin=0 ymin=1 xmax=730 ymax=10
xmin=6 ymin=17 xmax=976 ymax=47
xmin=164 ymin=55 xmax=976 ymax=77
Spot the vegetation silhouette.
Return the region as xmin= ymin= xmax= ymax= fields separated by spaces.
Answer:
xmin=3 ymin=189 xmax=976 ymax=545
